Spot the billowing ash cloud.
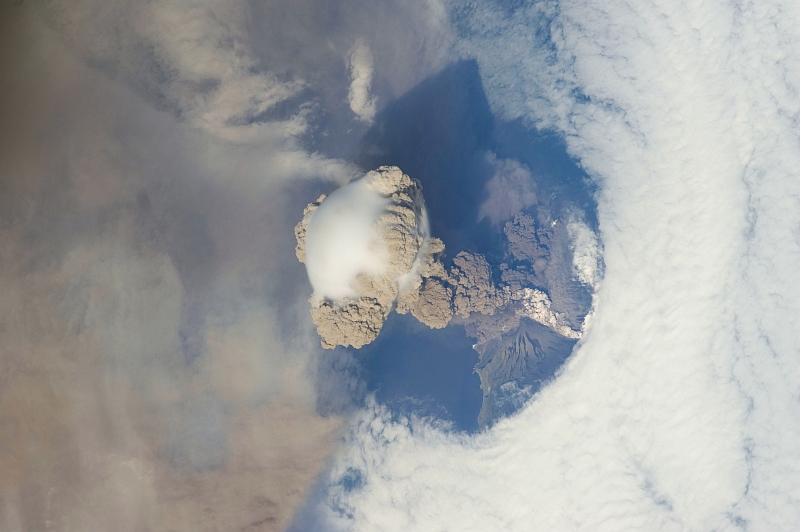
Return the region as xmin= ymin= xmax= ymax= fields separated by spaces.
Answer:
xmin=295 ymin=166 xmax=433 ymax=348
xmin=296 ymin=167 xmax=581 ymax=349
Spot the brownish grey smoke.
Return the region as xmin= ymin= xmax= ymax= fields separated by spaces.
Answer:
xmin=0 ymin=4 xmax=341 ymax=531
xmin=296 ymin=183 xmax=581 ymax=349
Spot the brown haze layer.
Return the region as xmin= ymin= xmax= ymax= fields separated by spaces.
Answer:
xmin=0 ymin=5 xmax=340 ymax=531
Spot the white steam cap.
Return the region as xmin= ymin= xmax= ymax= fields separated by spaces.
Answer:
xmin=304 ymin=176 xmax=391 ymax=301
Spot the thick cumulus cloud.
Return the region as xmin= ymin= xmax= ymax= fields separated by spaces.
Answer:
xmin=567 ymin=217 xmax=602 ymax=290
xmin=303 ymin=0 xmax=800 ymax=530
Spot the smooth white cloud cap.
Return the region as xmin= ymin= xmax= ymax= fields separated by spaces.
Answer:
xmin=305 ymin=176 xmax=391 ymax=301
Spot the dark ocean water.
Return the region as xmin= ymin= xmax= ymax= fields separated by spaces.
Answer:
xmin=354 ymin=312 xmax=483 ymax=432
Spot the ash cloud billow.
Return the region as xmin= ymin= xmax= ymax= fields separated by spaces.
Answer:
xmin=296 ymin=166 xmax=581 ymax=349
xmin=295 ymin=166 xmax=435 ymax=348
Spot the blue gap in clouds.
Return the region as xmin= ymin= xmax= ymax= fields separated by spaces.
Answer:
xmin=346 ymin=312 xmax=483 ymax=433
xmin=348 ymin=60 xmax=493 ymax=434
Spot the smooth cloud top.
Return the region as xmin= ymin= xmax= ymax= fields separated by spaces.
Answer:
xmin=305 ymin=176 xmax=392 ymax=301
